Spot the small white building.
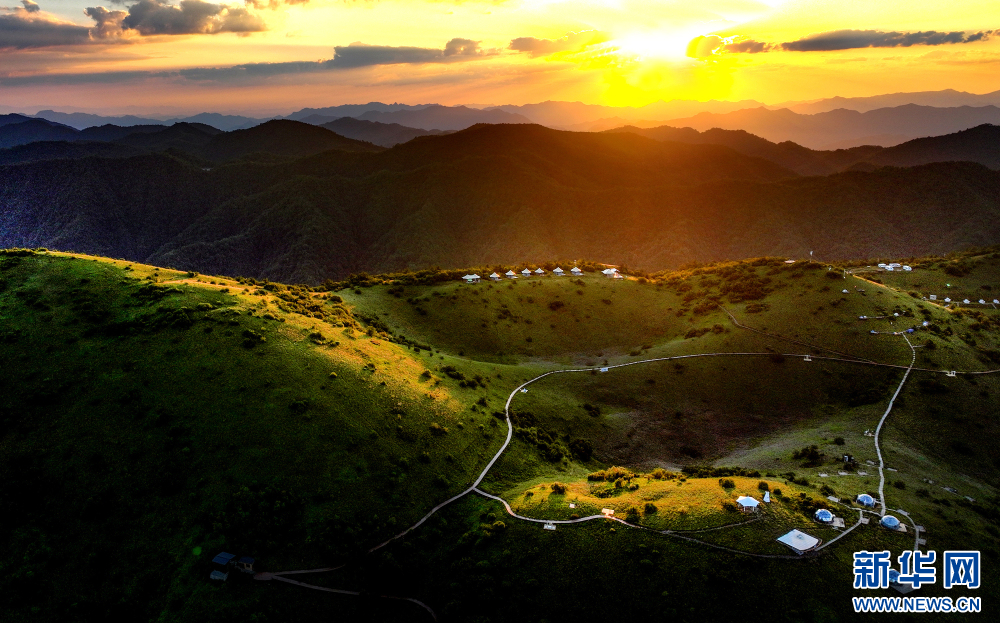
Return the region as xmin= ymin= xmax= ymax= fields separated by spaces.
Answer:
xmin=735 ymin=496 xmax=759 ymax=512
xmin=462 ymin=274 xmax=481 ymax=284
xmin=571 ymin=267 xmax=583 ymax=276
xmin=815 ymin=509 xmax=834 ymax=524
xmin=877 ymin=263 xmax=888 ymax=268
xmin=763 ymin=491 xmax=771 ymax=503
xmin=505 ymin=270 xmax=518 ymax=279
xmin=489 ymin=272 xmax=502 ymax=281
xmin=601 ymin=268 xmax=617 ymax=278
xmin=856 ymin=493 xmax=875 ymax=508
xmin=521 ymin=268 xmax=532 ymax=278
xmin=777 ymin=529 xmax=820 ymax=555
xmin=614 ymin=272 xmax=624 ymax=280
xmin=534 ymin=268 xmax=545 ymax=275
xmin=553 ymin=267 xmax=565 ymax=276
xmin=903 ymin=265 xmax=912 ymax=271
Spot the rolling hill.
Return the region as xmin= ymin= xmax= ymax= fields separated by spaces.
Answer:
xmin=1 ymin=247 xmax=998 ymax=622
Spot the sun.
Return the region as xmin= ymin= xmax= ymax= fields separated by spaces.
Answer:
xmin=613 ymin=28 xmax=713 ymax=61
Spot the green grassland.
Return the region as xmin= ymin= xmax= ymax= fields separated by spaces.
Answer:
xmin=2 ymin=248 xmax=999 ymax=622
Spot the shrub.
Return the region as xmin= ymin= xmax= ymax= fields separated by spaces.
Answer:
xmin=757 ymin=481 xmax=769 ymax=491
xmin=833 ymin=437 xmax=845 ymax=445
xmin=429 ymin=423 xmax=448 ymax=436
xmin=644 ymin=503 xmax=658 ymax=514
xmin=772 ymin=488 xmax=782 ymax=497
xmin=550 ymin=483 xmax=567 ymax=495
xmin=893 ymin=480 xmax=906 ymax=489
xmin=719 ymin=478 xmax=736 ymax=489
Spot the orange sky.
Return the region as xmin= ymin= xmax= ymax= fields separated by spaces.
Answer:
xmin=1 ymin=0 xmax=998 ymax=114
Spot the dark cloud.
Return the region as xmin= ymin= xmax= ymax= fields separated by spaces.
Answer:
xmin=0 ymin=37 xmax=496 ymax=84
xmin=121 ymin=0 xmax=265 ymax=35
xmin=508 ymin=30 xmax=610 ymax=57
xmin=0 ymin=10 xmax=92 ymax=49
xmin=329 ymin=38 xmax=492 ymax=68
xmin=780 ymin=29 xmax=998 ymax=51
xmin=21 ymin=0 xmax=39 ymax=12
xmin=686 ymin=35 xmax=771 ymax=58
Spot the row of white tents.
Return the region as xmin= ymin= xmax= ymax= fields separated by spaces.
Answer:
xmin=462 ymin=266 xmax=623 ymax=283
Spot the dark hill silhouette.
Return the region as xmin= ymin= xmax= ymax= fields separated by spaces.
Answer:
xmin=609 ymin=124 xmax=1000 ymax=175
xmin=3 ymin=124 xmax=1000 ymax=283
xmin=312 ymin=117 xmax=448 ymax=147
xmin=196 ymin=119 xmax=382 ymax=162
xmin=356 ymin=105 xmax=533 ymax=130
xmin=0 ymin=119 xmax=79 ymax=148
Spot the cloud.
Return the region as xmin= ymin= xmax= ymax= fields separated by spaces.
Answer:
xmin=686 ymin=34 xmax=770 ymax=58
xmin=120 ymin=0 xmax=265 ymax=35
xmin=0 ymin=37 xmax=498 ymax=84
xmin=687 ymin=28 xmax=998 ymax=58
xmin=780 ymin=29 xmax=998 ymax=51
xmin=328 ymin=38 xmax=494 ymax=68
xmin=1 ymin=0 xmax=266 ymax=49
xmin=508 ymin=30 xmax=610 ymax=57
xmin=0 ymin=7 xmax=93 ymax=49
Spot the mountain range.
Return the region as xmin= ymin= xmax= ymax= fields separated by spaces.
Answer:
xmin=3 ymin=122 xmax=1000 ymax=283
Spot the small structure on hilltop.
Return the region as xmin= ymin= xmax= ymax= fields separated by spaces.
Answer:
xmin=602 ymin=508 xmax=615 ymax=517
xmin=462 ymin=274 xmax=481 ymax=284
xmin=736 ymin=496 xmax=759 ymax=512
xmin=903 ymin=265 xmax=912 ymax=271
xmin=856 ymin=493 xmax=875 ymax=508
xmin=777 ymin=529 xmax=820 ymax=555
xmin=489 ymin=272 xmax=502 ymax=281
xmin=880 ymin=515 xmax=904 ymax=531
xmin=505 ymin=270 xmax=517 ymax=279
xmin=814 ymin=509 xmax=834 ymax=524
xmin=601 ymin=268 xmax=617 ymax=278
xmin=521 ymin=268 xmax=532 ymax=278
xmin=553 ymin=267 xmax=565 ymax=276
xmin=571 ymin=267 xmax=583 ymax=276
xmin=535 ymin=268 xmax=545 ymax=275
xmin=210 ymin=552 xmax=235 ymax=581
xmin=614 ymin=272 xmax=624 ymax=280
xmin=763 ymin=491 xmax=771 ymax=503
xmin=236 ymin=557 xmax=256 ymax=574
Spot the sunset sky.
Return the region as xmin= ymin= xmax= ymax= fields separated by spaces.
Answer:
xmin=1 ymin=0 xmax=998 ymax=114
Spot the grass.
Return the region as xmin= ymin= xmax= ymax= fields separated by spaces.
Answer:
xmin=2 ymin=248 xmax=999 ymax=622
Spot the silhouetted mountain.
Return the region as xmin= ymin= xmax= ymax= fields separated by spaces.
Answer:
xmin=0 ymin=119 xmax=79 ymax=148
xmin=785 ymin=89 xmax=1000 ymax=114
xmin=32 ymin=110 xmax=165 ymax=130
xmin=356 ymin=105 xmax=533 ymax=130
xmin=610 ymin=123 xmax=1000 ymax=175
xmin=286 ymin=102 xmax=433 ymax=121
xmin=0 ymin=141 xmax=147 ymax=166
xmin=660 ymin=105 xmax=1000 ymax=149
xmin=3 ymin=123 xmax=1000 ymax=283
xmin=196 ymin=119 xmax=382 ymax=161
xmin=305 ymin=117 xmax=448 ymax=147
xmin=77 ymin=124 xmax=172 ymax=142
xmin=0 ymin=113 xmax=37 ymax=128
xmin=112 ymin=123 xmax=221 ymax=154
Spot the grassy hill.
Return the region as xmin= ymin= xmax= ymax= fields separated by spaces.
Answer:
xmin=3 ymin=248 xmax=1000 ymax=621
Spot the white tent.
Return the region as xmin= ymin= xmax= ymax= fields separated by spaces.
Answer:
xmin=814 ymin=508 xmax=834 ymax=524
xmin=601 ymin=268 xmax=617 ymax=278
xmin=763 ymin=491 xmax=771 ymax=503
xmin=777 ymin=529 xmax=820 ymax=554
xmin=856 ymin=493 xmax=875 ymax=508
xmin=736 ymin=496 xmax=759 ymax=512
xmin=571 ymin=267 xmax=583 ymax=275
xmin=505 ymin=270 xmax=517 ymax=279
xmin=903 ymin=266 xmax=912 ymax=271
xmin=553 ymin=267 xmax=565 ymax=276
xmin=535 ymin=268 xmax=545 ymax=274
xmin=462 ymin=274 xmax=481 ymax=284
xmin=489 ymin=272 xmax=502 ymax=281
xmin=522 ymin=269 xmax=532 ymax=277
xmin=881 ymin=515 xmax=901 ymax=530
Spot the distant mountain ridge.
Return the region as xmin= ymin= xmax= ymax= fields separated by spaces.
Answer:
xmin=3 ymin=123 xmax=1000 ymax=283
xmin=606 ymin=124 xmax=1000 ymax=175
xmin=656 ymin=105 xmax=1000 ymax=149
